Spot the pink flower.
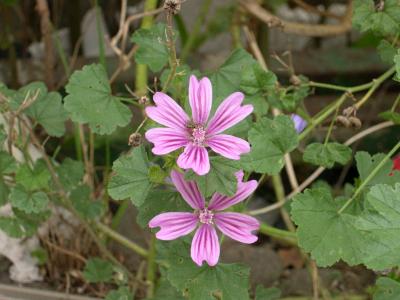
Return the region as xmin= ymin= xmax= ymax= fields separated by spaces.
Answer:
xmin=149 ymin=170 xmax=259 ymax=266
xmin=145 ymin=75 xmax=253 ymax=175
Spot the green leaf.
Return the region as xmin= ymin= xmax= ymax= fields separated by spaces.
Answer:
xmin=64 ymin=64 xmax=132 ymax=135
xmin=355 ymin=152 xmax=400 ymax=189
xmin=255 ymin=286 xmax=281 ymax=300
xmin=57 ymin=158 xmax=84 ymax=191
xmin=159 ymin=240 xmax=250 ymax=300
xmin=150 ymin=278 xmax=185 ymax=300
xmin=148 ymin=165 xmax=168 ymax=184
xmin=132 ymin=23 xmax=169 ymax=72
xmin=210 ymin=48 xmax=256 ymax=109
xmin=83 ymin=258 xmax=114 ymax=283
xmin=70 ymin=185 xmax=103 ymax=220
xmin=0 ymin=125 xmax=6 ymax=145
xmin=303 ymin=142 xmax=352 ymax=168
xmin=9 ymin=185 xmax=49 ymax=214
xmin=0 ymin=216 xmax=36 ymax=238
xmin=353 ymin=0 xmax=400 ymax=36
xmin=0 ymin=180 xmax=10 ymax=206
xmin=11 ymin=82 xmax=67 ymax=137
xmin=395 ymin=50 xmax=400 ymax=82
xmin=15 ymin=160 xmax=51 ymax=191
xmin=241 ymin=115 xmax=298 ymax=174
xmin=356 ymin=184 xmax=400 ymax=270
xmin=185 ymin=157 xmax=239 ymax=197
xmin=379 ymin=111 xmax=400 ymax=124
xmin=377 ymin=40 xmax=397 ymax=64
xmin=244 ymin=95 xmax=269 ymax=119
xmin=0 ymin=151 xmax=17 ymax=174
xmin=240 ymin=64 xmax=277 ymax=95
xmin=373 ymin=277 xmax=400 ymax=300
xmin=105 ymin=286 xmax=133 ymax=300
xmin=291 ymin=187 xmax=369 ymax=267
xmin=137 ymin=190 xmax=190 ymax=228
xmin=108 ymin=146 xmax=151 ymax=206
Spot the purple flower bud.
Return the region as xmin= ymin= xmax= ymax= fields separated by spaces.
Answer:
xmin=291 ymin=114 xmax=307 ymax=133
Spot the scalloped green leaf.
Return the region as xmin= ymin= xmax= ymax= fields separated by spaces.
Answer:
xmin=353 ymin=0 xmax=400 ymax=36
xmin=303 ymin=142 xmax=352 ymax=168
xmin=356 ymin=184 xmax=400 ymax=270
xmin=291 ymin=187 xmax=369 ymax=267
xmin=9 ymin=185 xmax=49 ymax=214
xmin=132 ymin=23 xmax=169 ymax=72
xmin=240 ymin=115 xmax=298 ymax=174
xmin=64 ymin=64 xmax=132 ymax=135
xmin=15 ymin=160 xmax=51 ymax=191
xmin=108 ymin=146 xmax=151 ymax=206
xmin=11 ymin=82 xmax=67 ymax=137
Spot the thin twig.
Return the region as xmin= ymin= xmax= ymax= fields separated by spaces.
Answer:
xmin=240 ymin=0 xmax=353 ymax=37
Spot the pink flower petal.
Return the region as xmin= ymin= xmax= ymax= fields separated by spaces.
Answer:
xmin=206 ymin=92 xmax=253 ymax=135
xmin=189 ymin=75 xmax=212 ymax=125
xmin=177 ymin=143 xmax=210 ymax=176
xmin=214 ymin=212 xmax=259 ymax=244
xmin=171 ymin=170 xmax=205 ymax=209
xmin=145 ymin=92 xmax=190 ymax=130
xmin=149 ymin=212 xmax=198 ymax=240
xmin=207 ymin=134 xmax=250 ymax=160
xmin=145 ymin=128 xmax=189 ymax=155
xmin=191 ymin=224 xmax=220 ymax=266
xmin=208 ymin=174 xmax=257 ymax=211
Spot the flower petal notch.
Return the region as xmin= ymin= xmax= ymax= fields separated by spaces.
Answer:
xmin=149 ymin=170 xmax=259 ymax=267
xmin=145 ymin=75 xmax=253 ymax=175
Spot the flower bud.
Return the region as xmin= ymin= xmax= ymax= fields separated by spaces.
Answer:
xmin=290 ymin=114 xmax=307 ymax=133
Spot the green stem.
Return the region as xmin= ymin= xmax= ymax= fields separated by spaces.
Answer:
xmin=309 ymin=81 xmax=372 ymax=93
xmin=390 ymin=93 xmax=400 ymax=112
xmin=302 ymin=66 xmax=396 ymax=141
xmin=354 ymin=66 xmax=395 ymax=110
xmin=111 ymin=199 xmax=130 ymax=230
xmin=146 ymin=235 xmax=156 ymax=298
xmin=135 ymin=0 xmax=158 ymax=96
xmin=180 ymin=0 xmax=212 ymax=61
xmin=96 ymin=221 xmax=149 ymax=257
xmin=338 ymin=141 xmax=400 ymax=214
xmin=259 ymin=222 xmax=297 ymax=245
xmin=300 ymin=94 xmax=347 ymax=141
xmin=323 ymin=106 xmax=340 ymax=145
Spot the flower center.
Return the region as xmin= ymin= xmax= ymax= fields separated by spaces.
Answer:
xmin=190 ymin=125 xmax=206 ymax=146
xmin=198 ymin=208 xmax=214 ymax=224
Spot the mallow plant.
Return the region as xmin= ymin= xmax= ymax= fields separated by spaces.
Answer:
xmin=0 ymin=0 xmax=400 ymax=299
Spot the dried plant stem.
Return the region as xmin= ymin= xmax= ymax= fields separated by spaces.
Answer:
xmin=162 ymin=12 xmax=179 ymax=93
xmin=240 ymin=0 xmax=353 ymax=37
xmin=36 ymin=0 xmax=55 ymax=90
